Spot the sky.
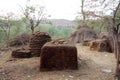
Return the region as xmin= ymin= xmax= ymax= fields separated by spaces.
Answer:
xmin=0 ymin=0 xmax=81 ymax=20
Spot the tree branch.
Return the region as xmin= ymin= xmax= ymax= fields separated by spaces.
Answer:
xmin=113 ymin=1 xmax=120 ymax=20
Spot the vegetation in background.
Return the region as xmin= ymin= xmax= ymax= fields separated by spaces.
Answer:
xmin=77 ymin=0 xmax=120 ymax=35
xmin=0 ymin=20 xmax=75 ymax=43
xmin=0 ymin=12 xmax=16 ymax=44
xmin=36 ymin=24 xmax=75 ymax=39
xmin=0 ymin=0 xmax=119 ymax=46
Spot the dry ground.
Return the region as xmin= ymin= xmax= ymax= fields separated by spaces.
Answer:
xmin=0 ymin=44 xmax=116 ymax=80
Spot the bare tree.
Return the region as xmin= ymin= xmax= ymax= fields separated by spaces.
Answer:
xmin=79 ymin=0 xmax=104 ymax=25
xmin=21 ymin=0 xmax=46 ymax=33
xmin=111 ymin=2 xmax=120 ymax=80
xmin=102 ymin=0 xmax=120 ymax=79
xmin=81 ymin=0 xmax=86 ymax=24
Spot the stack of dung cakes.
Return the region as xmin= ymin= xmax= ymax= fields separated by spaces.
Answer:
xmin=29 ymin=31 xmax=51 ymax=57
xmin=40 ymin=39 xmax=78 ymax=71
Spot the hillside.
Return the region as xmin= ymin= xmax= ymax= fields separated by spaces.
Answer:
xmin=41 ymin=19 xmax=78 ymax=28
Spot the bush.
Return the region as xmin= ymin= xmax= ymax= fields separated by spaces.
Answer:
xmin=8 ymin=33 xmax=30 ymax=47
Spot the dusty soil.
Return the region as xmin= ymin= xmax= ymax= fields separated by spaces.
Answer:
xmin=0 ymin=44 xmax=116 ymax=80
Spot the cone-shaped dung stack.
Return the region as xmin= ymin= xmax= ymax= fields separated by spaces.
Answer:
xmin=29 ymin=31 xmax=51 ymax=56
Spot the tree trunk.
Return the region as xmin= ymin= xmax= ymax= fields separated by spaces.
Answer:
xmin=110 ymin=2 xmax=120 ymax=79
xmin=31 ymin=26 xmax=34 ymax=33
xmin=81 ymin=0 xmax=86 ymax=25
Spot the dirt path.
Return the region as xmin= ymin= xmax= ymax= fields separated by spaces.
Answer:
xmin=0 ymin=44 xmax=116 ymax=80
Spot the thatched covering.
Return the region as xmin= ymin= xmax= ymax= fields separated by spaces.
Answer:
xmin=29 ymin=31 xmax=51 ymax=57
xmin=99 ymin=32 xmax=109 ymax=39
xmin=40 ymin=39 xmax=78 ymax=71
xmin=12 ymin=48 xmax=32 ymax=58
xmin=70 ymin=26 xmax=97 ymax=43
xmin=8 ymin=33 xmax=30 ymax=47
xmin=90 ymin=39 xmax=112 ymax=52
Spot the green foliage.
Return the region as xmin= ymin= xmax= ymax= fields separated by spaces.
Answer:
xmin=0 ymin=30 xmax=6 ymax=43
xmin=48 ymin=26 xmax=57 ymax=36
xmin=35 ymin=24 xmax=75 ymax=39
xmin=0 ymin=21 xmax=75 ymax=43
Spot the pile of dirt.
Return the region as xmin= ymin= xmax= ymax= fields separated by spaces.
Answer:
xmin=11 ymin=47 xmax=32 ymax=58
xmin=90 ymin=39 xmax=112 ymax=52
xmin=29 ymin=31 xmax=51 ymax=57
xmin=40 ymin=39 xmax=78 ymax=71
xmin=8 ymin=33 xmax=30 ymax=47
xmin=70 ymin=25 xmax=97 ymax=43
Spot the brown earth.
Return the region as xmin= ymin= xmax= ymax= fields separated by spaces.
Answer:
xmin=0 ymin=44 xmax=116 ymax=80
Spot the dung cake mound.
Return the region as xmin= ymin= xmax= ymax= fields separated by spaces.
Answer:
xmin=29 ymin=31 xmax=51 ymax=57
xmin=70 ymin=25 xmax=97 ymax=43
xmin=40 ymin=39 xmax=78 ymax=71
xmin=90 ymin=39 xmax=112 ymax=52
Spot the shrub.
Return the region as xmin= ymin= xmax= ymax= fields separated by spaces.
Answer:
xmin=8 ymin=33 xmax=30 ymax=47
